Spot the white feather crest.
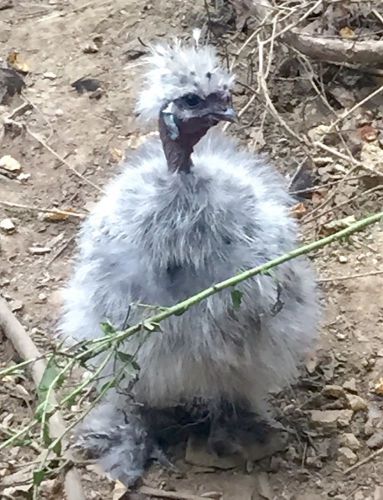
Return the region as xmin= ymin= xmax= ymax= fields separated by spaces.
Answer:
xmin=135 ymin=36 xmax=235 ymax=122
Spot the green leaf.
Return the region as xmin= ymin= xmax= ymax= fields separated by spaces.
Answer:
xmin=100 ymin=321 xmax=117 ymax=336
xmin=42 ymin=421 xmax=52 ymax=447
xmin=116 ymin=351 xmax=140 ymax=372
xmin=231 ymin=289 xmax=243 ymax=310
xmin=36 ymin=357 xmax=63 ymax=421
xmin=33 ymin=469 xmax=46 ymax=487
xmin=53 ymin=440 xmax=62 ymax=456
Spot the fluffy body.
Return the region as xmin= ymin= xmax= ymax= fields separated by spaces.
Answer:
xmin=61 ymin=130 xmax=318 ymax=408
xmin=60 ymin=38 xmax=319 ymax=486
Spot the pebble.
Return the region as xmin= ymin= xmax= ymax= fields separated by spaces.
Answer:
xmin=309 ymin=410 xmax=353 ymax=429
xmin=16 ymin=172 xmax=30 ymax=182
xmin=322 ymin=385 xmax=346 ymax=399
xmin=0 ymin=155 xmax=21 ymax=174
xmin=10 ymin=300 xmax=23 ymax=312
xmin=43 ymin=71 xmax=57 ymax=80
xmin=337 ymin=446 xmax=357 ymax=465
xmin=366 ymin=431 xmax=383 ymax=449
xmin=0 ymin=218 xmax=15 ymax=233
xmin=340 ymin=433 xmax=361 ymax=451
xmin=343 ymin=378 xmax=358 ymax=393
xmin=346 ymin=394 xmax=368 ymax=412
xmin=338 ymin=255 xmax=348 ymax=263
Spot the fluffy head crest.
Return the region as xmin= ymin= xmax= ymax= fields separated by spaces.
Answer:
xmin=135 ymin=37 xmax=235 ymax=122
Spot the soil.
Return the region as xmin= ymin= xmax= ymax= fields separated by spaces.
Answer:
xmin=0 ymin=1 xmax=382 ymax=499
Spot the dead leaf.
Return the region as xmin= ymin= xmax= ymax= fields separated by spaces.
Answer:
xmin=358 ymin=125 xmax=378 ymax=142
xmin=7 ymin=50 xmax=30 ymax=74
xmin=291 ymin=202 xmax=307 ymax=219
xmin=113 ymin=480 xmax=128 ymax=500
xmin=42 ymin=208 xmax=75 ymax=222
xmin=339 ymin=26 xmax=355 ymax=39
xmin=373 ymin=378 xmax=383 ymax=396
xmin=110 ymin=148 xmax=123 ymax=163
xmin=311 ymin=191 xmax=325 ymax=205
xmin=71 ymin=77 xmax=102 ymax=94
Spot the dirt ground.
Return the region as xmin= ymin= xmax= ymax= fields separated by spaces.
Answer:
xmin=0 ymin=1 xmax=383 ymax=499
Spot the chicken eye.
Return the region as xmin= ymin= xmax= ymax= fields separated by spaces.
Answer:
xmin=183 ymin=93 xmax=202 ymax=108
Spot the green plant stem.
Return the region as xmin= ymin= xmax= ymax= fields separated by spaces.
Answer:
xmin=89 ymin=210 xmax=383 ymax=351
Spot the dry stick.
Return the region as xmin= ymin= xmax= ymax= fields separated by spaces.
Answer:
xmin=283 ymin=30 xmax=383 ymax=65
xmin=139 ymin=486 xmax=219 ymax=500
xmin=319 ymin=269 xmax=383 ymax=283
xmin=344 ymin=447 xmax=383 ymax=475
xmin=304 ymin=185 xmax=383 ymax=225
xmin=0 ymin=201 xmax=87 ymax=219
xmin=315 ymin=141 xmax=383 ymax=178
xmin=325 ymin=83 xmax=383 ymax=135
xmin=0 ymin=298 xmax=85 ymax=500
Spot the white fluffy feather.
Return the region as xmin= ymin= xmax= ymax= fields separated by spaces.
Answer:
xmin=135 ymin=39 xmax=234 ymax=121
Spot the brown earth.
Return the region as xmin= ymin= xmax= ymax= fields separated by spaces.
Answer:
xmin=0 ymin=1 xmax=382 ymax=499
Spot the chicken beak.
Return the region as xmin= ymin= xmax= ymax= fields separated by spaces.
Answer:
xmin=215 ymin=107 xmax=237 ymax=123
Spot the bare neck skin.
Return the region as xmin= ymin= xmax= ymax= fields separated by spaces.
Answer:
xmin=159 ymin=113 xmax=210 ymax=174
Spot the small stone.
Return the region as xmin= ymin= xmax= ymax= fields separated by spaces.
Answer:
xmin=38 ymin=293 xmax=47 ymax=303
xmin=373 ymin=377 xmax=383 ymax=396
xmin=10 ymin=300 xmax=23 ymax=312
xmin=340 ymin=433 xmax=361 ymax=451
xmin=366 ymin=431 xmax=383 ymax=449
xmin=82 ymin=41 xmax=99 ymax=53
xmin=343 ymin=378 xmax=358 ymax=393
xmin=0 ymin=155 xmax=21 ymax=175
xmin=335 ymin=332 xmax=347 ymax=341
xmin=55 ymin=109 xmax=64 ymax=116
xmin=338 ymin=255 xmax=348 ymax=263
xmin=43 ymin=71 xmax=57 ymax=80
xmin=28 ymin=246 xmax=51 ymax=255
xmin=338 ymin=447 xmax=357 ymax=465
xmin=322 ymin=385 xmax=346 ymax=399
xmin=346 ymin=394 xmax=368 ymax=412
xmin=16 ymin=172 xmax=30 ymax=182
xmin=0 ymin=218 xmax=15 ymax=233
xmin=309 ymin=410 xmax=353 ymax=430
xmin=305 ymin=456 xmax=323 ymax=469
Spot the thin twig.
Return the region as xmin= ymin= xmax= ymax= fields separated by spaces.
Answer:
xmin=0 ymin=200 xmax=87 ymax=219
xmin=139 ymin=485 xmax=220 ymax=500
xmin=0 ymin=298 xmax=85 ymax=500
xmin=319 ymin=270 xmax=383 ymax=283
xmin=25 ymin=126 xmax=103 ymax=193
xmin=344 ymin=447 xmax=383 ymax=475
